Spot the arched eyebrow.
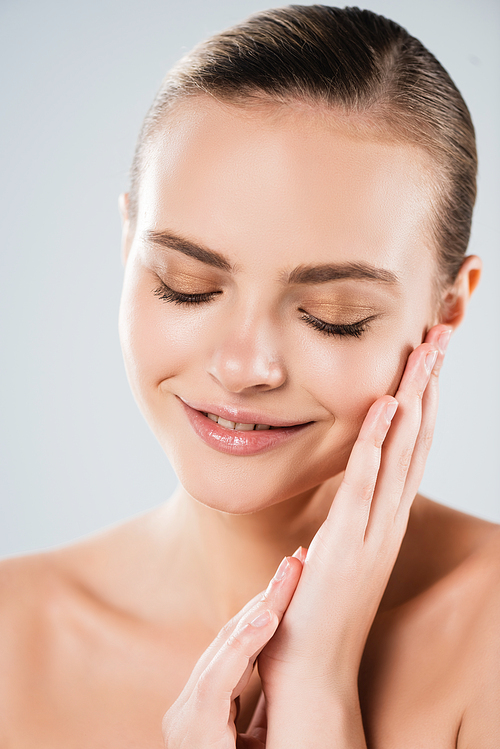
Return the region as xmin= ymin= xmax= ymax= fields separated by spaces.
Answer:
xmin=143 ymin=229 xmax=399 ymax=285
xmin=144 ymin=229 xmax=232 ymax=271
xmin=285 ymin=263 xmax=398 ymax=285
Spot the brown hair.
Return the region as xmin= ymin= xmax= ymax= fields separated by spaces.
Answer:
xmin=128 ymin=4 xmax=477 ymax=287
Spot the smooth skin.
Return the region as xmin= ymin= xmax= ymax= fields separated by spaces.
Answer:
xmin=162 ymin=340 xmax=443 ymax=749
xmin=0 ymin=97 xmax=498 ymax=748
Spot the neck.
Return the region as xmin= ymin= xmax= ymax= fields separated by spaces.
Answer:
xmin=162 ymin=475 xmax=343 ymax=627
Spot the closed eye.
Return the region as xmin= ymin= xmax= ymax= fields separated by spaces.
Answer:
xmin=299 ymin=311 xmax=376 ymax=338
xmin=153 ymin=281 xmax=221 ymax=305
xmin=153 ymin=281 xmax=376 ymax=338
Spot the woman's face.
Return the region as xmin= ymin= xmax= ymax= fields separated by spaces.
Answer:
xmin=119 ymin=97 xmax=439 ymax=512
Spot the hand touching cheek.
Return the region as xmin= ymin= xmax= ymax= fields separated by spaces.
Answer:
xmin=258 ymin=325 xmax=451 ymax=749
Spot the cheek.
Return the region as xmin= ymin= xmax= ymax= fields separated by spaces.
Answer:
xmin=119 ymin=265 xmax=198 ymax=400
xmin=295 ymin=330 xmax=412 ymax=428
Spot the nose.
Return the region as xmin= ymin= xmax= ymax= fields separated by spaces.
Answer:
xmin=206 ymin=313 xmax=287 ymax=394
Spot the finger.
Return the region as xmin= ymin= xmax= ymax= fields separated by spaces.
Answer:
xmin=320 ymin=393 xmax=399 ymax=548
xmin=231 ymin=556 xmax=303 ymax=697
xmin=234 ymin=694 xmax=241 ymax=726
xmin=246 ymin=691 xmax=267 ymax=742
xmin=396 ymin=324 xmax=451 ymax=518
xmin=189 ymin=557 xmax=302 ymax=718
xmin=237 ymin=727 xmax=267 ymax=749
xmin=194 ymin=608 xmax=277 ymax=724
xmin=292 ymin=546 xmax=308 ymax=563
xmin=179 ymin=588 xmax=266 ymax=696
xmin=365 ymin=342 xmax=437 ymax=539
xmin=175 ymin=609 xmax=276 ymax=743
xmin=425 ymin=324 xmax=452 ymax=377
xmin=183 ymin=554 xmax=303 ymax=696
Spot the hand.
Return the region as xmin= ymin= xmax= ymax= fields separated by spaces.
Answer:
xmin=258 ymin=324 xmax=451 ymax=745
xmin=161 ymin=553 xmax=303 ymax=748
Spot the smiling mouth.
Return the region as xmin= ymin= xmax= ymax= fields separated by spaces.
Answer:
xmin=178 ymin=396 xmax=313 ymax=434
xmin=198 ymin=409 xmax=313 ymax=432
xmin=180 ymin=399 xmax=314 ymax=456
xmin=202 ymin=412 xmax=277 ymax=431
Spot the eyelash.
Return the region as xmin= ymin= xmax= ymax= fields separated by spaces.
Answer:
xmin=153 ymin=282 xmax=374 ymax=339
xmin=153 ymin=283 xmax=221 ymax=306
xmin=298 ymin=311 xmax=374 ymax=339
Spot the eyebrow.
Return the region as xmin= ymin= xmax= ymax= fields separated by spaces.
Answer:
xmin=286 ymin=263 xmax=398 ymax=285
xmin=144 ymin=229 xmax=399 ymax=285
xmin=145 ymin=230 xmax=232 ymax=271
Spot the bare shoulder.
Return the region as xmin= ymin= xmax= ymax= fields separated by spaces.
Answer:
xmin=0 ymin=516 xmax=173 ymax=744
xmin=423 ymin=498 xmax=500 ymax=613
xmin=429 ymin=502 xmax=500 ymax=748
xmin=0 ymin=519 xmax=143 ymax=719
xmin=0 ymin=551 xmax=69 ymax=727
xmin=0 ymin=550 xmax=64 ymax=640
xmin=455 ymin=531 xmax=500 ymax=748
xmin=460 ymin=517 xmax=500 ymax=748
xmin=411 ymin=496 xmax=500 ymax=580
xmin=362 ymin=499 xmax=500 ymax=747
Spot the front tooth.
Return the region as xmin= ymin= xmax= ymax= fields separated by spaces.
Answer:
xmin=255 ymin=423 xmax=271 ymax=430
xmin=235 ymin=422 xmax=255 ymax=431
xmin=218 ymin=417 xmax=236 ymax=429
xmin=207 ymin=413 xmax=219 ymax=422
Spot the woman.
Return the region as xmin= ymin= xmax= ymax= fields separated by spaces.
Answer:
xmin=1 ymin=5 xmax=498 ymax=747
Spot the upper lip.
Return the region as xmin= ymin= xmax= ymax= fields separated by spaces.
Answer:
xmin=178 ymin=396 xmax=313 ymax=428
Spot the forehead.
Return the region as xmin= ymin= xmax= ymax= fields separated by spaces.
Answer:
xmin=137 ymin=97 xmax=436 ymax=281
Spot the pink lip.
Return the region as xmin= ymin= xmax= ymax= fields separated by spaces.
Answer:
xmin=179 ymin=399 xmax=314 ymax=456
xmin=178 ymin=396 xmax=310 ymax=429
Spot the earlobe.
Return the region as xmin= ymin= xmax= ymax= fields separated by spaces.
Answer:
xmin=439 ymin=255 xmax=482 ymax=329
xmin=119 ymin=192 xmax=132 ymax=266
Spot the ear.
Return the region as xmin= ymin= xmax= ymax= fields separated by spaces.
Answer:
xmin=438 ymin=255 xmax=482 ymax=329
xmin=119 ymin=193 xmax=133 ymax=266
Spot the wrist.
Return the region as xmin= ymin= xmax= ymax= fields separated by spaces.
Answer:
xmin=265 ymin=686 xmax=366 ymax=749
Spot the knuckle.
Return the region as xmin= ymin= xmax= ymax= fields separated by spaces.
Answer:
xmin=357 ymin=432 xmax=382 ymax=450
xmin=372 ymin=432 xmax=386 ymax=450
xmin=418 ymin=428 xmax=434 ymax=453
xmin=394 ymin=389 xmax=411 ymax=408
xmin=355 ymin=432 xmax=371 ymax=446
xmin=193 ymin=669 xmax=212 ymax=702
xmin=341 ymin=476 xmax=376 ymax=504
xmin=393 ymin=505 xmax=412 ymax=534
xmin=415 ymin=384 xmax=426 ymax=400
xmin=219 ymin=619 xmax=235 ymax=639
xmin=227 ymin=627 xmax=253 ymax=657
xmin=396 ymin=446 xmax=413 ymax=478
xmin=357 ymin=427 xmax=385 ymax=450
xmin=400 ymin=388 xmax=423 ymax=411
xmin=358 ymin=480 xmax=376 ymax=504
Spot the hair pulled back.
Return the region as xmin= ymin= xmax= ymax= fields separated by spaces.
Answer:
xmin=129 ymin=4 xmax=477 ymax=287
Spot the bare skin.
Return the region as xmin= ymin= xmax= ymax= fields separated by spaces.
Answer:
xmin=0 ymin=98 xmax=496 ymax=747
xmin=1 ymin=495 xmax=499 ymax=747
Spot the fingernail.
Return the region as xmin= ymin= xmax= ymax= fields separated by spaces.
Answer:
xmin=438 ymin=329 xmax=452 ymax=355
xmin=292 ymin=547 xmax=303 ymax=559
xmin=425 ymin=349 xmax=438 ymax=374
xmin=273 ymin=556 xmax=290 ymax=581
xmin=250 ymin=610 xmax=272 ymax=627
xmin=385 ymin=400 xmax=398 ymax=423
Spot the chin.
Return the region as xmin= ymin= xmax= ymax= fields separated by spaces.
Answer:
xmin=169 ymin=444 xmax=352 ymax=515
xmin=181 ymin=482 xmax=276 ymax=515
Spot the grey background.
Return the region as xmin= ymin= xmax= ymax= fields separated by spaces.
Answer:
xmin=1 ymin=0 xmax=499 ymax=557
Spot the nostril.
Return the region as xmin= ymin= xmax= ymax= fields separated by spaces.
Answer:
xmin=207 ymin=351 xmax=287 ymax=394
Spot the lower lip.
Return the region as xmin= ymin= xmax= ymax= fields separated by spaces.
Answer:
xmin=180 ymin=400 xmax=313 ymax=456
